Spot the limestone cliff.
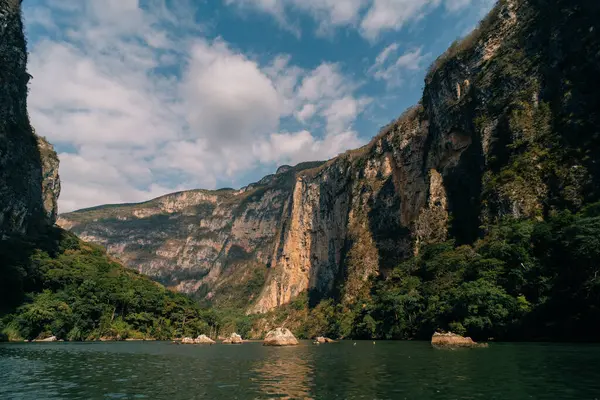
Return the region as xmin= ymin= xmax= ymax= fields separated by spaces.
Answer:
xmin=58 ymin=162 xmax=323 ymax=308
xmin=0 ymin=0 xmax=60 ymax=237
xmin=59 ymin=0 xmax=600 ymax=313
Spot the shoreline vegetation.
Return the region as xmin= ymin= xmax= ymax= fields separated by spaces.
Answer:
xmin=2 ymin=202 xmax=600 ymax=344
xmin=228 ymin=206 xmax=600 ymax=344
xmin=0 ymin=228 xmax=220 ymax=343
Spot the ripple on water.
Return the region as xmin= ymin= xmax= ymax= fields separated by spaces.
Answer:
xmin=104 ymin=393 xmax=128 ymax=399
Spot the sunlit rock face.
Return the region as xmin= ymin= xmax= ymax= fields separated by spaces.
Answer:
xmin=60 ymin=0 xmax=600 ymax=313
xmin=0 ymin=0 xmax=60 ymax=237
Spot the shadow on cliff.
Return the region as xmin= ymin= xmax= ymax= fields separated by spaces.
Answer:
xmin=367 ymin=178 xmax=412 ymax=272
xmin=442 ymin=142 xmax=484 ymax=245
xmin=0 ymin=118 xmax=55 ymax=317
xmin=526 ymin=0 xmax=600 ymax=208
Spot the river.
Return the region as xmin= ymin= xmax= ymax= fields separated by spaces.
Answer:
xmin=1 ymin=341 xmax=599 ymax=399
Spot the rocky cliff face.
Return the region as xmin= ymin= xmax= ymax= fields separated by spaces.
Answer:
xmin=57 ymin=162 xmax=323 ymax=308
xmin=59 ymin=0 xmax=600 ymax=313
xmin=0 ymin=0 xmax=60 ymax=237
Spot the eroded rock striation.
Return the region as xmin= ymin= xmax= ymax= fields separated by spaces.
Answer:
xmin=0 ymin=0 xmax=60 ymax=237
xmin=58 ymin=0 xmax=600 ymax=314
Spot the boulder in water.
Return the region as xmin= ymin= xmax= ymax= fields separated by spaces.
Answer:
xmin=194 ymin=334 xmax=216 ymax=344
xmin=431 ymin=332 xmax=487 ymax=348
xmin=181 ymin=337 xmax=195 ymax=344
xmin=314 ymin=336 xmax=336 ymax=344
xmin=35 ymin=336 xmax=57 ymax=342
xmin=263 ymin=328 xmax=298 ymax=346
xmin=222 ymin=333 xmax=243 ymax=344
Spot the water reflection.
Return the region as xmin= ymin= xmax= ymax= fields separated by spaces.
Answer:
xmin=251 ymin=346 xmax=315 ymax=399
xmin=2 ymin=341 xmax=600 ymax=399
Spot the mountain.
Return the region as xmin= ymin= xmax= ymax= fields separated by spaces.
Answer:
xmin=59 ymin=0 xmax=600 ymax=323
xmin=0 ymin=0 xmax=216 ymax=342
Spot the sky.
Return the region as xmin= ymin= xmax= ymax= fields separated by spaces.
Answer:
xmin=23 ymin=0 xmax=495 ymax=213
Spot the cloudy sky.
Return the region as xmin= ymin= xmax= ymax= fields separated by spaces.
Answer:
xmin=23 ymin=0 xmax=494 ymax=213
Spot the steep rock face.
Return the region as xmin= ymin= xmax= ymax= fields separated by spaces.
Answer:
xmin=0 ymin=0 xmax=60 ymax=237
xmin=58 ymin=162 xmax=323 ymax=308
xmin=59 ymin=0 xmax=600 ymax=313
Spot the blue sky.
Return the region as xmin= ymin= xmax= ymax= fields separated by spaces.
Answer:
xmin=23 ymin=0 xmax=494 ymax=212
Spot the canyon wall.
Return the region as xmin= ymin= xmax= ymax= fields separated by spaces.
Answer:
xmin=59 ymin=0 xmax=600 ymax=313
xmin=0 ymin=0 xmax=60 ymax=237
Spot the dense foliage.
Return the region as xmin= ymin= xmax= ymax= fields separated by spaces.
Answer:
xmin=263 ymin=205 xmax=600 ymax=341
xmin=0 ymin=228 xmax=218 ymax=341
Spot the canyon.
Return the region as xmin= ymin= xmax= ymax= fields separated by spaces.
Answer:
xmin=58 ymin=0 xmax=600 ymax=315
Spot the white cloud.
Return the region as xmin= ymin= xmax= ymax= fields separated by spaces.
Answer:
xmin=295 ymin=104 xmax=317 ymax=122
xmin=323 ymin=96 xmax=372 ymax=134
xmin=224 ymin=0 xmax=284 ymax=17
xmin=57 ymin=151 xmax=179 ymax=212
xmin=253 ymin=130 xmax=363 ymax=166
xmin=224 ymin=0 xmax=480 ymax=40
xmin=182 ymin=39 xmax=282 ymax=147
xmin=445 ymin=0 xmax=475 ymax=12
xmin=361 ymin=0 xmax=442 ymax=40
xmin=25 ymin=0 xmax=369 ymax=212
xmin=291 ymin=0 xmax=367 ymax=34
xmin=225 ymin=0 xmax=369 ymax=36
xmin=374 ymin=42 xmax=400 ymax=66
xmin=370 ymin=45 xmax=428 ymax=87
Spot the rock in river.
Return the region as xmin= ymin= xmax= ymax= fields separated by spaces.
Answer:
xmin=194 ymin=335 xmax=216 ymax=344
xmin=222 ymin=333 xmax=243 ymax=344
xmin=431 ymin=332 xmax=487 ymax=348
xmin=263 ymin=328 xmax=299 ymax=346
xmin=33 ymin=336 xmax=57 ymax=342
xmin=314 ymin=336 xmax=336 ymax=344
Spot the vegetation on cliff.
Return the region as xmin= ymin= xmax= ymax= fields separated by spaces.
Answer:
xmin=0 ymin=228 xmax=218 ymax=341
xmin=255 ymin=204 xmax=600 ymax=341
xmin=248 ymin=0 xmax=600 ymax=339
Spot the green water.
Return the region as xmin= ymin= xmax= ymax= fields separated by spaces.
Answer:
xmin=1 ymin=341 xmax=599 ymax=400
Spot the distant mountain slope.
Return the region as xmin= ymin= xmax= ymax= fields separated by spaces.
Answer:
xmin=59 ymin=0 xmax=600 ymax=316
xmin=58 ymin=162 xmax=325 ymax=309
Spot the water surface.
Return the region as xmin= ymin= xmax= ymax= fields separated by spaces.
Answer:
xmin=1 ymin=341 xmax=599 ymax=399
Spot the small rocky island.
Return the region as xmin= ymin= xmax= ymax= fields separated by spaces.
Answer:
xmin=181 ymin=335 xmax=216 ymax=344
xmin=431 ymin=332 xmax=488 ymax=348
xmin=263 ymin=328 xmax=299 ymax=346
xmin=222 ymin=333 xmax=243 ymax=344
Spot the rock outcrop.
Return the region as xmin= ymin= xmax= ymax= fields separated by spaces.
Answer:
xmin=0 ymin=0 xmax=60 ymax=237
xmin=263 ymin=328 xmax=299 ymax=346
xmin=194 ymin=334 xmax=216 ymax=344
xmin=314 ymin=336 xmax=335 ymax=344
xmin=431 ymin=332 xmax=486 ymax=348
xmin=58 ymin=0 xmax=600 ymax=315
xmin=222 ymin=333 xmax=243 ymax=344
xmin=34 ymin=336 xmax=57 ymax=342
xmin=181 ymin=337 xmax=195 ymax=344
